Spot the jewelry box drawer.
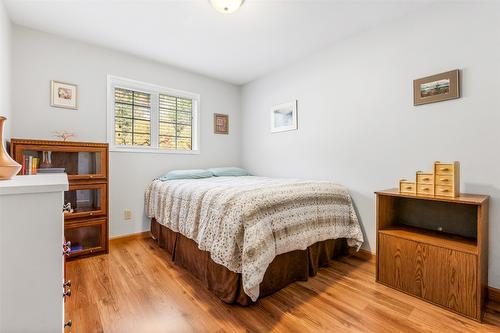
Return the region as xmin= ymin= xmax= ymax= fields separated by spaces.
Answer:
xmin=416 ymin=172 xmax=434 ymax=185
xmin=434 ymin=163 xmax=456 ymax=175
xmin=417 ymin=184 xmax=434 ymax=196
xmin=399 ymin=181 xmax=416 ymax=194
xmin=435 ymin=185 xmax=454 ymax=197
xmin=435 ymin=175 xmax=454 ymax=186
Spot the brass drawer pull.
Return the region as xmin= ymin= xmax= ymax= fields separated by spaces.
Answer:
xmin=440 ymin=178 xmax=449 ymax=182
xmin=405 ymin=186 xmax=413 ymax=190
xmin=422 ymin=178 xmax=430 ymax=181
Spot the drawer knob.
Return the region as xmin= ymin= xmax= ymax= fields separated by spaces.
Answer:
xmin=423 ymin=178 xmax=430 ymax=181
xmin=63 ymin=280 xmax=72 ymax=288
xmin=440 ymin=168 xmax=450 ymax=172
xmin=63 ymin=289 xmax=72 ymax=298
xmin=440 ymin=178 xmax=449 ymax=182
xmin=64 ymin=320 xmax=72 ymax=328
xmin=423 ymin=188 xmax=429 ymax=191
xmin=441 ymin=189 xmax=449 ymax=192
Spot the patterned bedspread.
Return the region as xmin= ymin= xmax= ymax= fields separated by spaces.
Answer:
xmin=145 ymin=176 xmax=363 ymax=301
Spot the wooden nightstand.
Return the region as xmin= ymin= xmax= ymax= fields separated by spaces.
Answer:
xmin=375 ymin=189 xmax=489 ymax=321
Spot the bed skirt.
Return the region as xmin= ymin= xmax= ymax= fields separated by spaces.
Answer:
xmin=150 ymin=218 xmax=348 ymax=305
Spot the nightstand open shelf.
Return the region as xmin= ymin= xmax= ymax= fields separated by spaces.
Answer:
xmin=378 ymin=226 xmax=477 ymax=254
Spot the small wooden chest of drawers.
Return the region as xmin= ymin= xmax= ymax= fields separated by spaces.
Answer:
xmin=434 ymin=162 xmax=460 ymax=197
xmin=416 ymin=171 xmax=434 ymax=195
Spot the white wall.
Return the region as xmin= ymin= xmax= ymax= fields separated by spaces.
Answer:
xmin=241 ymin=3 xmax=500 ymax=288
xmin=0 ymin=3 xmax=10 ymax=328
xmin=0 ymin=0 xmax=10 ymax=143
xmin=11 ymin=26 xmax=241 ymax=237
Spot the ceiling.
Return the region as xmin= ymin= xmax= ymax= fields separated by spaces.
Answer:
xmin=4 ymin=0 xmax=429 ymax=85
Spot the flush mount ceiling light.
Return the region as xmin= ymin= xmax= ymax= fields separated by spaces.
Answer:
xmin=209 ymin=0 xmax=245 ymax=14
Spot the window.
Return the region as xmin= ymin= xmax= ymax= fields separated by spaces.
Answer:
xmin=107 ymin=75 xmax=200 ymax=153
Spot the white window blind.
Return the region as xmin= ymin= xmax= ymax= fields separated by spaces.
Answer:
xmin=107 ymin=76 xmax=200 ymax=154
xmin=159 ymin=94 xmax=193 ymax=150
xmin=114 ymin=88 xmax=152 ymax=146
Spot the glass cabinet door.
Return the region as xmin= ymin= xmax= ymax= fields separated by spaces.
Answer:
xmin=65 ymin=219 xmax=107 ymax=257
xmin=64 ymin=183 xmax=107 ymax=220
xmin=13 ymin=145 xmax=107 ymax=180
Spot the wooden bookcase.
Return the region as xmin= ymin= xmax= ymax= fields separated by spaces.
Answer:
xmin=10 ymin=139 xmax=109 ymax=259
xmin=375 ymin=189 xmax=489 ymax=321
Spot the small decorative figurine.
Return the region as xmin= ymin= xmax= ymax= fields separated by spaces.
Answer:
xmin=52 ymin=131 xmax=75 ymax=142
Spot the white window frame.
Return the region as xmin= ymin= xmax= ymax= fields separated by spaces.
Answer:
xmin=107 ymin=75 xmax=200 ymax=154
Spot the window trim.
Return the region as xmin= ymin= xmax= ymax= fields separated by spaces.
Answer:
xmin=107 ymin=75 xmax=200 ymax=154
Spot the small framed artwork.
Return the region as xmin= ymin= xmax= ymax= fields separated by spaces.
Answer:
xmin=271 ymin=100 xmax=297 ymax=133
xmin=214 ymin=113 xmax=229 ymax=134
xmin=413 ymin=69 xmax=460 ymax=106
xmin=51 ymin=80 xmax=78 ymax=109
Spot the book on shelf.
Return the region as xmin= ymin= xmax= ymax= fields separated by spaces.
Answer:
xmin=22 ymin=155 xmax=40 ymax=175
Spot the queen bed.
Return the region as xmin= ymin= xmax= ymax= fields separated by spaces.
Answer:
xmin=145 ymin=174 xmax=364 ymax=305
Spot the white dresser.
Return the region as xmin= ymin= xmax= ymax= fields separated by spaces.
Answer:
xmin=0 ymin=174 xmax=69 ymax=333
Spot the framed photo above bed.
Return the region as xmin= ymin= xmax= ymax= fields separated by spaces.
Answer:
xmin=270 ymin=100 xmax=297 ymax=133
xmin=413 ymin=69 xmax=460 ymax=106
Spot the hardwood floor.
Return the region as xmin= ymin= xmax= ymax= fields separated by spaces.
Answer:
xmin=65 ymin=236 xmax=500 ymax=333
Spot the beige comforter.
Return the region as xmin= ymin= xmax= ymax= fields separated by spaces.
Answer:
xmin=145 ymin=176 xmax=363 ymax=301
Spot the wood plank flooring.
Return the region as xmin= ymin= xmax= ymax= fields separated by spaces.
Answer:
xmin=65 ymin=236 xmax=500 ymax=332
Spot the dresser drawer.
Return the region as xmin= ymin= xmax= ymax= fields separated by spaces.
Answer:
xmin=434 ymin=163 xmax=455 ymax=175
xmin=435 ymin=185 xmax=454 ymax=197
xmin=378 ymin=232 xmax=478 ymax=319
xmin=416 ymin=172 xmax=434 ymax=185
xmin=417 ymin=184 xmax=434 ymax=196
xmin=399 ymin=181 xmax=416 ymax=194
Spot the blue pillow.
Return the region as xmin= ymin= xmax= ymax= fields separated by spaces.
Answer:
xmin=207 ymin=167 xmax=251 ymax=177
xmin=158 ymin=169 xmax=213 ymax=181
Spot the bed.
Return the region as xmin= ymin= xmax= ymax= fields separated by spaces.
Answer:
xmin=145 ymin=175 xmax=364 ymax=305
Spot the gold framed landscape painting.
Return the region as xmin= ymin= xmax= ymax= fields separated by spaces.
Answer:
xmin=413 ymin=69 xmax=460 ymax=106
xmin=51 ymin=80 xmax=78 ymax=109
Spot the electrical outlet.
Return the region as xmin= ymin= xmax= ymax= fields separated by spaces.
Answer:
xmin=124 ymin=209 xmax=132 ymax=220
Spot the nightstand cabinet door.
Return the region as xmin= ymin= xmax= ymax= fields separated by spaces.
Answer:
xmin=378 ymin=233 xmax=478 ymax=319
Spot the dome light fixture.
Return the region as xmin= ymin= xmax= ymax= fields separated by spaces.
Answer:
xmin=209 ymin=0 xmax=245 ymax=14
